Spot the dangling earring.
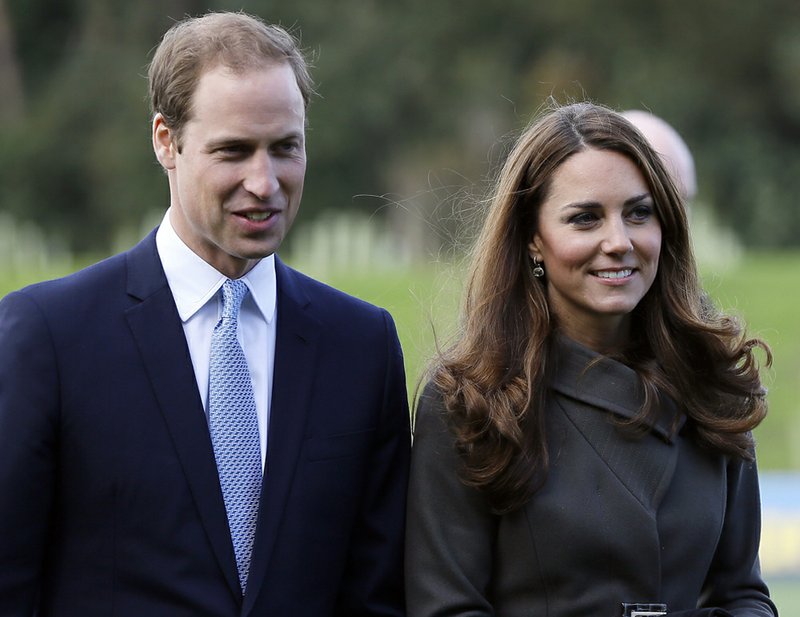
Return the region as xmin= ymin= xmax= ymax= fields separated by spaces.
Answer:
xmin=532 ymin=257 xmax=545 ymax=278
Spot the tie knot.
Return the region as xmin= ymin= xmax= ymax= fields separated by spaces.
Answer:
xmin=220 ymin=279 xmax=249 ymax=321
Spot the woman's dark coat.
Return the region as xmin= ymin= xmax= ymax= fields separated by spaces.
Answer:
xmin=406 ymin=336 xmax=777 ymax=617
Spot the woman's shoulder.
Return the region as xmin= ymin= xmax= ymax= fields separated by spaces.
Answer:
xmin=413 ymin=380 xmax=450 ymax=434
xmin=419 ymin=379 xmax=445 ymax=406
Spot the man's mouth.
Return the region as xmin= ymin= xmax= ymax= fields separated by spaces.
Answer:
xmin=242 ymin=211 xmax=273 ymax=222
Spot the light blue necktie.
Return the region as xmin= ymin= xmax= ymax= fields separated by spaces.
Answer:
xmin=208 ymin=279 xmax=262 ymax=595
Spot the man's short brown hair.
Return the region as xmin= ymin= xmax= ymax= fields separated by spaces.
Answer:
xmin=148 ymin=12 xmax=314 ymax=146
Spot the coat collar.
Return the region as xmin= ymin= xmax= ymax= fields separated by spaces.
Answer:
xmin=548 ymin=334 xmax=684 ymax=442
xmin=125 ymin=236 xmax=327 ymax=610
xmin=125 ymin=234 xmax=332 ymax=610
xmin=544 ymin=334 xmax=685 ymax=515
xmin=242 ymin=258 xmax=323 ymax=615
xmin=124 ymin=229 xmax=242 ymax=601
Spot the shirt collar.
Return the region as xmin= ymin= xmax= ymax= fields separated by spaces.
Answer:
xmin=155 ymin=209 xmax=277 ymax=323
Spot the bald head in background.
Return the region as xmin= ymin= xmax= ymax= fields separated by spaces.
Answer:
xmin=622 ymin=109 xmax=697 ymax=201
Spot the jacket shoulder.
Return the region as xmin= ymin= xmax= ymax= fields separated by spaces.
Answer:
xmin=276 ymin=260 xmax=392 ymax=325
xmin=2 ymin=231 xmax=158 ymax=315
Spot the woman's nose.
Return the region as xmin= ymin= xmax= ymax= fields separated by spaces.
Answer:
xmin=601 ymin=219 xmax=634 ymax=255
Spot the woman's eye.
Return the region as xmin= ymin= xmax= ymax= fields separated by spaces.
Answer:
xmin=568 ymin=212 xmax=598 ymax=226
xmin=629 ymin=204 xmax=655 ymax=221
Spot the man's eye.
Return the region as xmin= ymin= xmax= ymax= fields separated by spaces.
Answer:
xmin=213 ymin=145 xmax=250 ymax=158
xmin=275 ymin=141 xmax=299 ymax=154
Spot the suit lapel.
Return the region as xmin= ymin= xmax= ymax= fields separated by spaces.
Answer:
xmin=123 ymin=231 xmax=241 ymax=600
xmin=243 ymin=259 xmax=322 ymax=614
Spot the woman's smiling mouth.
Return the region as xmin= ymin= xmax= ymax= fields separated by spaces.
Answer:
xmin=593 ymin=269 xmax=633 ymax=279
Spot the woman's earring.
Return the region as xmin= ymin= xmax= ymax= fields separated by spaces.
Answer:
xmin=532 ymin=258 xmax=545 ymax=278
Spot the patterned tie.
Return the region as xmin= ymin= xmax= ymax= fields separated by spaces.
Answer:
xmin=208 ymin=278 xmax=262 ymax=595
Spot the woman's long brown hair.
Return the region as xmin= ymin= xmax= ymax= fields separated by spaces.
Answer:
xmin=433 ymin=102 xmax=771 ymax=514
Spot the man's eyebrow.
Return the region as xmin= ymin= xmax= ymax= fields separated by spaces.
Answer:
xmin=205 ymin=136 xmax=250 ymax=150
xmin=205 ymin=132 xmax=305 ymax=149
xmin=274 ymin=130 xmax=305 ymax=142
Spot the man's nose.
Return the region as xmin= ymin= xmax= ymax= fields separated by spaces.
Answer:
xmin=243 ymin=151 xmax=279 ymax=200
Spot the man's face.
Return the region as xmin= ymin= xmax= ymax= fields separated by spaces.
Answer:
xmin=153 ymin=62 xmax=306 ymax=278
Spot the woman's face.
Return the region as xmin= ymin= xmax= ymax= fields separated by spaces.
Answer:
xmin=528 ymin=147 xmax=662 ymax=351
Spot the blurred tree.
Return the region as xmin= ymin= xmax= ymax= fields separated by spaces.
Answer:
xmin=0 ymin=0 xmax=23 ymax=123
xmin=1 ymin=0 xmax=799 ymax=253
xmin=5 ymin=0 xmax=80 ymax=94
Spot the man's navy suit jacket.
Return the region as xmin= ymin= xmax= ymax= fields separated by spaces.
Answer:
xmin=0 ymin=230 xmax=411 ymax=616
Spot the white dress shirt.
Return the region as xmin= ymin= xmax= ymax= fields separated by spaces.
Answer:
xmin=155 ymin=210 xmax=276 ymax=468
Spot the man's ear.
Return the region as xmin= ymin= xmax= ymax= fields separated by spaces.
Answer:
xmin=152 ymin=113 xmax=177 ymax=171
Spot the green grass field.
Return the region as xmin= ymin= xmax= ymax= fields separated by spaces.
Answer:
xmin=769 ymin=578 xmax=800 ymax=615
xmin=699 ymin=252 xmax=800 ymax=470
xmin=2 ymin=250 xmax=798 ymax=469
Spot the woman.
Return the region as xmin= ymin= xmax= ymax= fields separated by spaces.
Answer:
xmin=406 ymin=102 xmax=777 ymax=617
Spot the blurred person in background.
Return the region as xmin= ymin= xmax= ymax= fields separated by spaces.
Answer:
xmin=0 ymin=12 xmax=409 ymax=616
xmin=622 ymin=109 xmax=697 ymax=203
xmin=405 ymin=101 xmax=776 ymax=617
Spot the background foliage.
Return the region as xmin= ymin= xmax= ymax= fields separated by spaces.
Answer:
xmin=1 ymin=0 xmax=800 ymax=253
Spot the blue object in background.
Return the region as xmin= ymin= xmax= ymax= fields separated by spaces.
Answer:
xmin=759 ymin=471 xmax=800 ymax=577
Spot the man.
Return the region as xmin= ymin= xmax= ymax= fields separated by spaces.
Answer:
xmin=0 ymin=12 xmax=410 ymax=616
xmin=622 ymin=109 xmax=697 ymax=202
